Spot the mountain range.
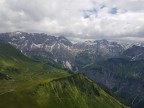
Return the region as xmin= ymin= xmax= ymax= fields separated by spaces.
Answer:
xmin=0 ymin=31 xmax=144 ymax=108
xmin=1 ymin=31 xmax=143 ymax=70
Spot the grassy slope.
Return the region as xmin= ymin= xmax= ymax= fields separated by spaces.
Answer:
xmin=34 ymin=74 xmax=129 ymax=108
xmin=0 ymin=41 xmax=129 ymax=108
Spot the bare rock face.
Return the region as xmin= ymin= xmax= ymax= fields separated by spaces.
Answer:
xmin=0 ymin=73 xmax=12 ymax=80
xmin=0 ymin=32 xmax=125 ymax=69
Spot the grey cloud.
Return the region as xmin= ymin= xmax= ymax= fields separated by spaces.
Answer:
xmin=0 ymin=0 xmax=144 ymax=42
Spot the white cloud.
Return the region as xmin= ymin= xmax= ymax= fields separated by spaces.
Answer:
xmin=0 ymin=0 xmax=144 ymax=42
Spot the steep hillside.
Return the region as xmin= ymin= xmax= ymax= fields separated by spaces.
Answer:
xmin=0 ymin=41 xmax=69 ymax=81
xmin=33 ymin=74 xmax=129 ymax=108
xmin=0 ymin=74 xmax=129 ymax=108
xmin=81 ymin=58 xmax=144 ymax=108
xmin=0 ymin=41 xmax=129 ymax=108
xmin=0 ymin=41 xmax=70 ymax=97
xmin=123 ymin=45 xmax=144 ymax=60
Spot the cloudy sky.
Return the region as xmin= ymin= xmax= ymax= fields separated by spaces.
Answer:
xmin=0 ymin=0 xmax=144 ymax=42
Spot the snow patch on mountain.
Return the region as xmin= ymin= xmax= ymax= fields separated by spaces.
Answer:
xmin=64 ymin=61 xmax=72 ymax=70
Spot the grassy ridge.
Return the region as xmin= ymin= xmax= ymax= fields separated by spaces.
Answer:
xmin=34 ymin=74 xmax=129 ymax=108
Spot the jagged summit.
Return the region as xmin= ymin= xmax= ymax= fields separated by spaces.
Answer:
xmin=0 ymin=31 xmax=143 ymax=70
xmin=94 ymin=39 xmax=109 ymax=44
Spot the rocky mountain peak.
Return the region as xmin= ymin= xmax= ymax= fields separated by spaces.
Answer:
xmin=56 ymin=36 xmax=72 ymax=46
xmin=94 ymin=39 xmax=109 ymax=44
